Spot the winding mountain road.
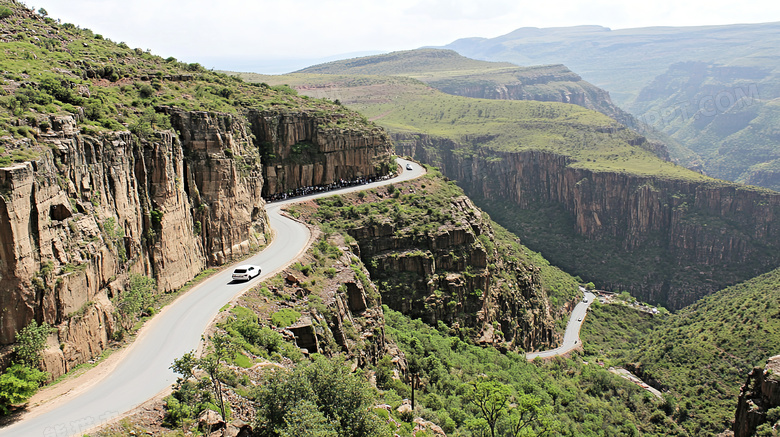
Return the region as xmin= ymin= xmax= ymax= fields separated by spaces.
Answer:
xmin=1 ymin=157 xmax=592 ymax=436
xmin=0 ymin=159 xmax=424 ymax=437
xmin=526 ymin=288 xmax=595 ymax=360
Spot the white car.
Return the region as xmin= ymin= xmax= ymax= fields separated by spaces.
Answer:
xmin=232 ymin=265 xmax=261 ymax=281
xmin=406 ymin=163 xmax=413 ymax=170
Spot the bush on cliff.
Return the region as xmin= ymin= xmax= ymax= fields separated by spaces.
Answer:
xmin=251 ymin=355 xmax=387 ymax=437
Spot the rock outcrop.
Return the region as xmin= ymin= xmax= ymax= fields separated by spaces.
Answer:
xmin=0 ymin=110 xmax=263 ymax=376
xmin=0 ymin=107 xmax=392 ymax=378
xmin=346 ymin=195 xmax=558 ymax=352
xmin=396 ymin=133 xmax=780 ymax=309
xmin=733 ymin=355 xmax=780 ymax=437
xmin=247 ymin=110 xmax=393 ymax=196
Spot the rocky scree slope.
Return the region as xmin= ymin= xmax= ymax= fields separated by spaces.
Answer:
xmin=0 ymin=2 xmax=393 ymax=378
xmin=230 ymin=235 xmax=405 ymax=371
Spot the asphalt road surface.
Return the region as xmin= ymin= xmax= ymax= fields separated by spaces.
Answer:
xmin=0 ymin=158 xmax=424 ymax=437
xmin=526 ymin=288 xmax=596 ymax=360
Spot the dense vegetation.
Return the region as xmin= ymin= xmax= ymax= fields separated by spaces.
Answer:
xmin=0 ymin=320 xmax=50 ymax=414
xmin=382 ymin=307 xmax=685 ymax=436
xmin=580 ymin=268 xmax=780 ymax=435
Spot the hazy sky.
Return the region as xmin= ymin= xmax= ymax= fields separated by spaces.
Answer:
xmin=33 ymin=0 xmax=780 ymax=73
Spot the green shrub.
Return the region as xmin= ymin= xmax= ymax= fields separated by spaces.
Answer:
xmin=0 ymin=7 xmax=13 ymax=19
xmin=0 ymin=364 xmax=49 ymax=414
xmin=271 ymin=309 xmax=301 ymax=328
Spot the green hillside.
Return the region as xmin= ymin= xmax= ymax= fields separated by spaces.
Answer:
xmin=629 ymin=62 xmax=780 ymax=190
xmin=582 ymin=267 xmax=780 ymax=435
xmin=297 ymin=48 xmax=518 ymax=76
xmin=440 ymin=23 xmax=780 ymax=191
xmin=0 ymin=2 xmax=373 ymax=167
xmin=242 ymin=72 xmax=715 ymax=183
xmin=293 ymin=49 xmax=651 ymax=138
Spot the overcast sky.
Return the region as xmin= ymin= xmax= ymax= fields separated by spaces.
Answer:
xmin=32 ymin=0 xmax=780 ymax=73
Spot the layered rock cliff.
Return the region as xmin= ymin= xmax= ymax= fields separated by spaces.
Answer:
xmin=0 ymin=107 xmax=392 ymax=378
xmin=396 ymin=133 xmax=780 ymax=309
xmin=248 ymin=110 xmax=393 ymax=196
xmin=0 ymin=110 xmax=264 ymax=376
xmin=307 ymin=180 xmax=566 ymax=352
xmin=733 ymin=355 xmax=780 ymax=437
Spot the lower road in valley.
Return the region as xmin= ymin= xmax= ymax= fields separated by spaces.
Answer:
xmin=0 ymin=159 xmax=424 ymax=437
xmin=526 ymin=288 xmax=596 ymax=360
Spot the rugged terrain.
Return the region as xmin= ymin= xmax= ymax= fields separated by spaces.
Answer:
xmin=0 ymin=2 xmax=393 ymax=378
xmin=582 ymin=265 xmax=780 ymax=435
xmin=251 ymin=71 xmax=780 ymax=309
xmin=292 ymin=168 xmax=581 ymax=352
xmin=439 ymin=23 xmax=780 ymax=191
xmin=245 ymin=48 xmax=665 ymax=154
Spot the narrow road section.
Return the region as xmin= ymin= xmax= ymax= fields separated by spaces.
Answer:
xmin=526 ymin=288 xmax=595 ymax=360
xmin=0 ymin=159 xmax=424 ymax=437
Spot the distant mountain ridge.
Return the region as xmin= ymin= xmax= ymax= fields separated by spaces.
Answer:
xmin=441 ymin=22 xmax=780 ymax=105
xmin=440 ymin=22 xmax=780 ymax=191
xmin=296 ymin=48 xmax=665 ymax=156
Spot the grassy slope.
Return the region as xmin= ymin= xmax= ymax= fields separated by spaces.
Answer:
xmin=295 ymin=48 xmax=588 ymax=96
xmin=240 ymin=72 xmax=721 ymax=183
xmin=297 ymin=48 xmax=519 ymax=76
xmin=0 ymin=3 xmax=375 ymax=166
xmin=582 ymin=268 xmax=780 ymax=435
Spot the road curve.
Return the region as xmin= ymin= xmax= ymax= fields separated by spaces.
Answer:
xmin=526 ymin=288 xmax=596 ymax=360
xmin=0 ymin=158 xmax=424 ymax=437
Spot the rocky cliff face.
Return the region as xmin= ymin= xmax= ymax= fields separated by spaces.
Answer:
xmin=0 ymin=110 xmax=265 ymax=377
xmin=396 ymin=133 xmax=780 ymax=309
xmin=247 ymin=110 xmax=393 ymax=196
xmin=0 ymin=107 xmax=392 ymax=378
xmin=345 ymin=195 xmax=558 ymax=352
xmin=733 ymin=355 xmax=780 ymax=437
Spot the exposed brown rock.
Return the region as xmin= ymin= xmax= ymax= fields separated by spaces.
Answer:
xmin=733 ymin=355 xmax=780 ymax=437
xmin=247 ymin=110 xmax=393 ymax=196
xmin=414 ymin=417 xmax=447 ymax=436
xmin=397 ymin=133 xmax=780 ymax=309
xmin=197 ymin=409 xmax=225 ymax=433
xmin=0 ymin=105 xmax=392 ymax=379
xmin=347 ymin=195 xmax=558 ymax=352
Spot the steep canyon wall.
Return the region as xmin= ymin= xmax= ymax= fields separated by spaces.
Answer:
xmin=0 ymin=108 xmax=392 ymax=377
xmin=396 ymin=133 xmax=780 ymax=309
xmin=248 ymin=110 xmax=393 ymax=196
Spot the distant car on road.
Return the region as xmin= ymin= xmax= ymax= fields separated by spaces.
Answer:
xmin=577 ymin=317 xmax=582 ymax=322
xmin=583 ymin=298 xmax=588 ymax=303
xmin=406 ymin=163 xmax=413 ymax=170
xmin=232 ymin=265 xmax=261 ymax=281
